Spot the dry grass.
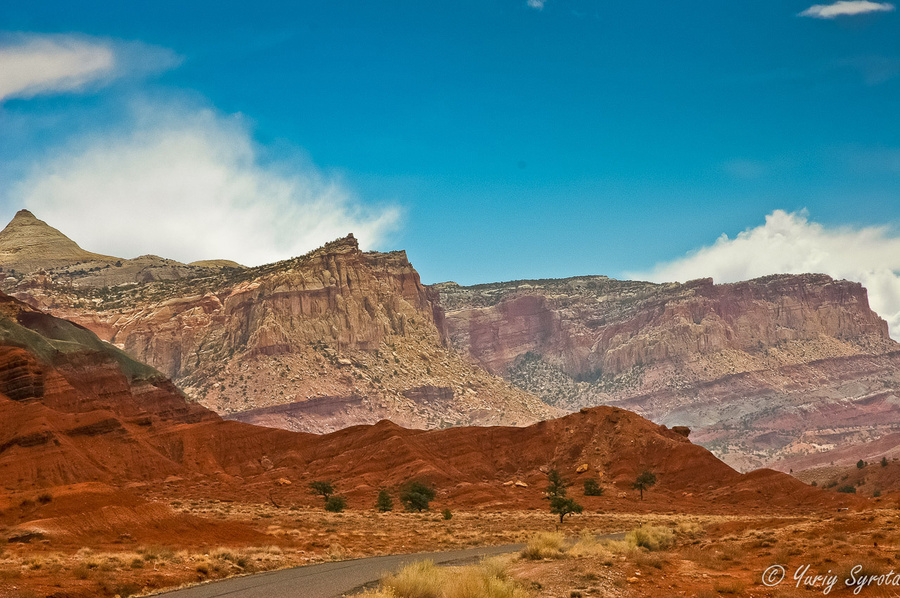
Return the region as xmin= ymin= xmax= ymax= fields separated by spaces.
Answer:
xmin=520 ymin=532 xmax=566 ymax=560
xmin=360 ymin=558 xmax=530 ymax=598
xmin=625 ymin=525 xmax=674 ymax=551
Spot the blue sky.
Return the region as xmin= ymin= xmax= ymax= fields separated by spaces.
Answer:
xmin=2 ymin=0 xmax=900 ymax=319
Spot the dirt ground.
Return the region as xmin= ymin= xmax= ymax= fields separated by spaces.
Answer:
xmin=2 ymin=484 xmax=896 ymax=598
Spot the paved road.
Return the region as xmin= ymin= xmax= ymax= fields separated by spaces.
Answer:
xmin=153 ymin=543 xmax=524 ymax=598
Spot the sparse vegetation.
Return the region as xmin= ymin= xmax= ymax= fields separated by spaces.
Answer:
xmin=442 ymin=508 xmax=453 ymax=520
xmin=837 ymin=484 xmax=857 ymax=494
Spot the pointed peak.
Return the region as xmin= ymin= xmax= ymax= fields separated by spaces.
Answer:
xmin=0 ymin=209 xmax=119 ymax=271
xmin=12 ymin=209 xmax=38 ymax=222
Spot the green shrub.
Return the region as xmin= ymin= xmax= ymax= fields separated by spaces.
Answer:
xmin=442 ymin=508 xmax=452 ymax=520
xmin=376 ymin=489 xmax=393 ymax=512
xmin=400 ymin=481 xmax=436 ymax=512
xmin=583 ymin=478 xmax=603 ymax=496
xmin=325 ymin=496 xmax=347 ymax=512
xmin=837 ymin=485 xmax=857 ymax=494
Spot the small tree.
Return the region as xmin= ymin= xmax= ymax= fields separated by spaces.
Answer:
xmin=882 ymin=456 xmax=889 ymax=468
xmin=325 ymin=495 xmax=347 ymax=512
xmin=583 ymin=478 xmax=603 ymax=496
xmin=376 ymin=489 xmax=393 ymax=512
xmin=633 ymin=470 xmax=657 ymax=501
xmin=550 ymin=495 xmax=583 ymax=524
xmin=546 ymin=469 xmax=567 ymax=498
xmin=442 ymin=508 xmax=453 ymax=520
xmin=310 ymin=480 xmax=335 ymax=500
xmin=544 ymin=468 xmax=582 ymax=523
xmin=400 ymin=481 xmax=436 ymax=512
xmin=857 ymin=459 xmax=866 ymax=469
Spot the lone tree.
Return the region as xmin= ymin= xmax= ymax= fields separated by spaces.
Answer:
xmin=309 ymin=480 xmax=335 ymax=501
xmin=400 ymin=481 xmax=436 ymax=512
xmin=633 ymin=470 xmax=657 ymax=501
xmin=544 ymin=468 xmax=582 ymax=523
xmin=882 ymin=456 xmax=889 ymax=468
xmin=550 ymin=495 xmax=583 ymax=524
xmin=376 ymin=488 xmax=394 ymax=512
xmin=583 ymin=478 xmax=603 ymax=496
xmin=857 ymin=459 xmax=867 ymax=469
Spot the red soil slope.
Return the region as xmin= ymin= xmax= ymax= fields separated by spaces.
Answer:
xmin=0 ymin=292 xmax=854 ymax=521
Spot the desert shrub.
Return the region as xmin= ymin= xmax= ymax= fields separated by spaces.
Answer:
xmin=325 ymin=496 xmax=347 ymax=512
xmin=837 ymin=485 xmax=857 ymax=494
xmin=883 ymin=456 xmax=889 ymax=467
xmin=713 ymin=579 xmax=746 ymax=594
xmin=442 ymin=509 xmax=453 ymax=520
xmin=583 ymin=478 xmax=603 ymax=496
xmin=376 ymin=489 xmax=394 ymax=512
xmin=857 ymin=460 xmax=866 ymax=469
xmin=521 ymin=532 xmax=566 ymax=560
xmin=400 ymin=481 xmax=436 ymax=512
xmin=874 ymin=489 xmax=882 ymax=497
xmin=626 ymin=526 xmax=674 ymax=551
xmin=36 ymin=492 xmax=52 ymax=504
xmin=675 ymin=521 xmax=704 ymax=538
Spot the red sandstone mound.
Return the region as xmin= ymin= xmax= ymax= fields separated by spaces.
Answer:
xmin=0 ymin=293 xmax=855 ymax=525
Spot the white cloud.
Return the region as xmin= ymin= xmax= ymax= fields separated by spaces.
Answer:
xmin=799 ymin=1 xmax=895 ymax=18
xmin=527 ymin=0 xmax=547 ymax=9
xmin=0 ymin=33 xmax=179 ymax=102
xmin=629 ymin=210 xmax=900 ymax=338
xmin=10 ymin=103 xmax=402 ymax=266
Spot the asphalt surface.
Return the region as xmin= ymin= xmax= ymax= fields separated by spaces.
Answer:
xmin=153 ymin=543 xmax=525 ymax=598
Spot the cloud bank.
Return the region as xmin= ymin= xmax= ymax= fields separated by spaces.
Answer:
xmin=527 ymin=0 xmax=547 ymax=9
xmin=0 ymin=33 xmax=179 ymax=102
xmin=11 ymin=104 xmax=401 ymax=266
xmin=799 ymin=1 xmax=895 ymax=18
xmin=630 ymin=210 xmax=900 ymax=338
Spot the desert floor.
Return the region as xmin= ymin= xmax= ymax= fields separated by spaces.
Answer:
xmin=2 ymin=486 xmax=898 ymax=598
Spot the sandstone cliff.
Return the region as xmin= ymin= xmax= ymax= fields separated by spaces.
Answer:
xmin=0 ymin=295 xmax=845 ymax=515
xmin=437 ymin=274 xmax=900 ymax=469
xmin=1 ymin=213 xmax=556 ymax=431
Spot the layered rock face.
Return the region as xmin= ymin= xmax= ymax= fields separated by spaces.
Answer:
xmin=0 ymin=300 xmax=844 ymax=514
xmin=437 ymin=275 xmax=900 ymax=469
xmin=2 ymin=214 xmax=555 ymax=431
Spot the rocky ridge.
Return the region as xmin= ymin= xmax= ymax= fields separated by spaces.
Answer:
xmin=1 ymin=213 xmax=556 ymax=431
xmin=437 ymin=275 xmax=900 ymax=469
